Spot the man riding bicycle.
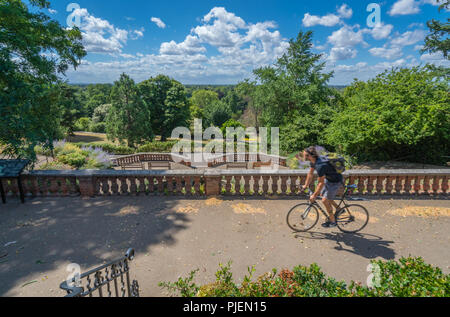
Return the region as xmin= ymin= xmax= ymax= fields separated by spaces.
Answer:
xmin=297 ymin=146 xmax=344 ymax=228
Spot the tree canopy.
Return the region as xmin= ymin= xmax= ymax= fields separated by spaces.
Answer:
xmin=139 ymin=75 xmax=190 ymax=141
xmin=0 ymin=0 xmax=85 ymax=158
xmin=326 ymin=66 xmax=450 ymax=164
xmin=106 ymin=74 xmax=153 ymax=148
xmin=422 ymin=0 xmax=449 ymax=59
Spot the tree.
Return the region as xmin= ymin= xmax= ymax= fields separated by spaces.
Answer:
xmin=203 ymin=100 xmax=232 ymax=127
xmin=57 ymin=83 xmax=84 ymax=136
xmin=0 ymin=0 xmax=85 ymax=159
xmin=139 ymin=75 xmax=190 ymax=141
xmin=190 ymin=89 xmax=219 ymax=109
xmin=422 ymin=0 xmax=449 ymax=59
xmin=222 ymin=89 xmax=247 ymax=120
xmin=326 ymin=66 xmax=450 ymax=164
xmin=248 ymin=31 xmax=335 ymax=154
xmin=106 ymin=74 xmax=153 ymax=148
xmin=83 ymin=84 xmax=113 ymax=117
xmin=90 ymin=103 xmax=111 ymax=133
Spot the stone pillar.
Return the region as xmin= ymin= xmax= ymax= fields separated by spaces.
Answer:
xmin=204 ymin=171 xmax=221 ymax=196
xmin=78 ymin=173 xmax=95 ymax=198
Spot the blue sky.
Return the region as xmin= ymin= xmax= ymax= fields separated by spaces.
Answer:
xmin=40 ymin=0 xmax=449 ymax=85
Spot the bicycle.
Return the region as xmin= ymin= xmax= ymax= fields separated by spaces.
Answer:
xmin=287 ymin=185 xmax=370 ymax=233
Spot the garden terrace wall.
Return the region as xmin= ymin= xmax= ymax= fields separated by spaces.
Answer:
xmin=0 ymin=169 xmax=448 ymax=200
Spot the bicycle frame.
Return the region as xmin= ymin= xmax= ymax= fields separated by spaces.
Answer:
xmin=303 ymin=186 xmax=354 ymax=220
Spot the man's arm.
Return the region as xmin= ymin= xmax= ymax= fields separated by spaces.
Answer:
xmin=311 ymin=176 xmax=326 ymax=203
xmin=303 ymin=168 xmax=315 ymax=190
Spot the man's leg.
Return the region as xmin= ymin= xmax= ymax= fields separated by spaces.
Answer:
xmin=322 ymin=198 xmax=336 ymax=223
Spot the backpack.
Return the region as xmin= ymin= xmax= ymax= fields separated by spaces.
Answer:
xmin=321 ymin=153 xmax=347 ymax=174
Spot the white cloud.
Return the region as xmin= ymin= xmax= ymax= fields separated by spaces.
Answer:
xmin=160 ymin=35 xmax=206 ymax=55
xmin=328 ymin=59 xmax=416 ymax=85
xmin=389 ymin=0 xmax=445 ymax=16
xmin=303 ymin=13 xmax=341 ymax=27
xmin=192 ymin=7 xmax=247 ymax=47
xmin=151 ymin=17 xmax=166 ymax=29
xmin=420 ymin=52 xmax=450 ymax=67
xmin=329 ymin=47 xmax=358 ymax=61
xmin=328 ymin=25 xmax=365 ymax=48
xmin=389 ymin=0 xmax=421 ymax=16
xmin=48 ymin=9 xmax=57 ymax=14
xmin=368 ymin=23 xmax=394 ymax=40
xmin=390 ymin=29 xmax=427 ymax=47
xmin=69 ymin=7 xmax=290 ymax=85
xmin=369 ymin=46 xmax=404 ymax=59
xmin=71 ymin=8 xmax=142 ymax=55
xmin=337 ymin=4 xmax=353 ymax=19
xmin=302 ymin=4 xmax=353 ymax=27
xmin=421 ymin=0 xmax=441 ymax=6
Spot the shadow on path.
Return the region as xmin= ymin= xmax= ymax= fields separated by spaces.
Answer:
xmin=294 ymin=231 xmax=396 ymax=260
xmin=0 ymin=196 xmax=191 ymax=296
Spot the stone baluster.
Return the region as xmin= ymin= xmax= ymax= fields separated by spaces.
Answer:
xmin=412 ymin=176 xmax=421 ymax=195
xmin=185 ymin=176 xmax=193 ymax=195
xmin=376 ymin=176 xmax=384 ymax=195
xmin=404 ymin=176 xmax=413 ymax=195
xmin=225 ymin=176 xmax=233 ymax=194
xmin=262 ymin=176 xmax=270 ymax=195
xmin=193 ymin=176 xmax=201 ymax=195
xmin=442 ymin=176 xmax=448 ymax=194
xmin=156 ymin=177 xmax=164 ymax=194
xmin=423 ymin=176 xmax=431 ymax=195
xmin=110 ymin=177 xmax=119 ymax=195
xmin=357 ymin=176 xmax=366 ymax=195
xmin=280 ymin=176 xmax=289 ymax=195
xmin=129 ymin=177 xmax=138 ymax=195
xmin=394 ymin=176 xmax=402 ymax=195
xmin=119 ymin=176 xmax=129 ymax=195
xmin=243 ymin=176 xmax=252 ymax=195
xmin=431 ymin=176 xmax=440 ymax=195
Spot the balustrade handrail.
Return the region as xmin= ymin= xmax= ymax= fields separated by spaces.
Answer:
xmin=0 ymin=168 xmax=447 ymax=199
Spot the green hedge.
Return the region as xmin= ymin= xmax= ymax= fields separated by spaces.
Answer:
xmin=159 ymin=257 xmax=449 ymax=297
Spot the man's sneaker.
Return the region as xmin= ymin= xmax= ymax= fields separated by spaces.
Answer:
xmin=322 ymin=221 xmax=337 ymax=228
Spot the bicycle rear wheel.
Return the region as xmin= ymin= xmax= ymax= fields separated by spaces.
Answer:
xmin=287 ymin=203 xmax=319 ymax=232
xmin=336 ymin=204 xmax=369 ymax=233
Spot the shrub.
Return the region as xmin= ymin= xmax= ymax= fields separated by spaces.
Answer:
xmin=137 ymin=141 xmax=179 ymax=153
xmin=37 ymin=161 xmax=68 ymax=170
xmin=73 ymin=142 xmax=135 ymax=155
xmin=160 ymin=257 xmax=449 ymax=297
xmin=57 ymin=152 xmax=87 ymax=168
xmin=89 ymin=122 xmax=106 ymax=133
xmin=52 ymin=142 xmax=113 ymax=169
xmin=349 ymin=257 xmax=450 ymax=297
xmin=74 ymin=117 xmax=91 ymax=132
xmin=34 ymin=145 xmax=52 ymax=157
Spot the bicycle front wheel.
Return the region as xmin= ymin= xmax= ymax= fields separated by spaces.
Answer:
xmin=287 ymin=203 xmax=319 ymax=232
xmin=336 ymin=204 xmax=369 ymax=233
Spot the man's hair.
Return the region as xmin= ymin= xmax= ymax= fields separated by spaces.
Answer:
xmin=305 ymin=146 xmax=319 ymax=159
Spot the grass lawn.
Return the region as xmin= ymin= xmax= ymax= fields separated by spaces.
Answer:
xmin=67 ymin=132 xmax=111 ymax=144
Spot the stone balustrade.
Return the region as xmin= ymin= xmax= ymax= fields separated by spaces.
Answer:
xmin=0 ymin=169 xmax=448 ymax=200
xmin=112 ymin=152 xmax=286 ymax=168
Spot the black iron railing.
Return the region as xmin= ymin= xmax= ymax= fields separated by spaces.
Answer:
xmin=60 ymin=249 xmax=139 ymax=297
